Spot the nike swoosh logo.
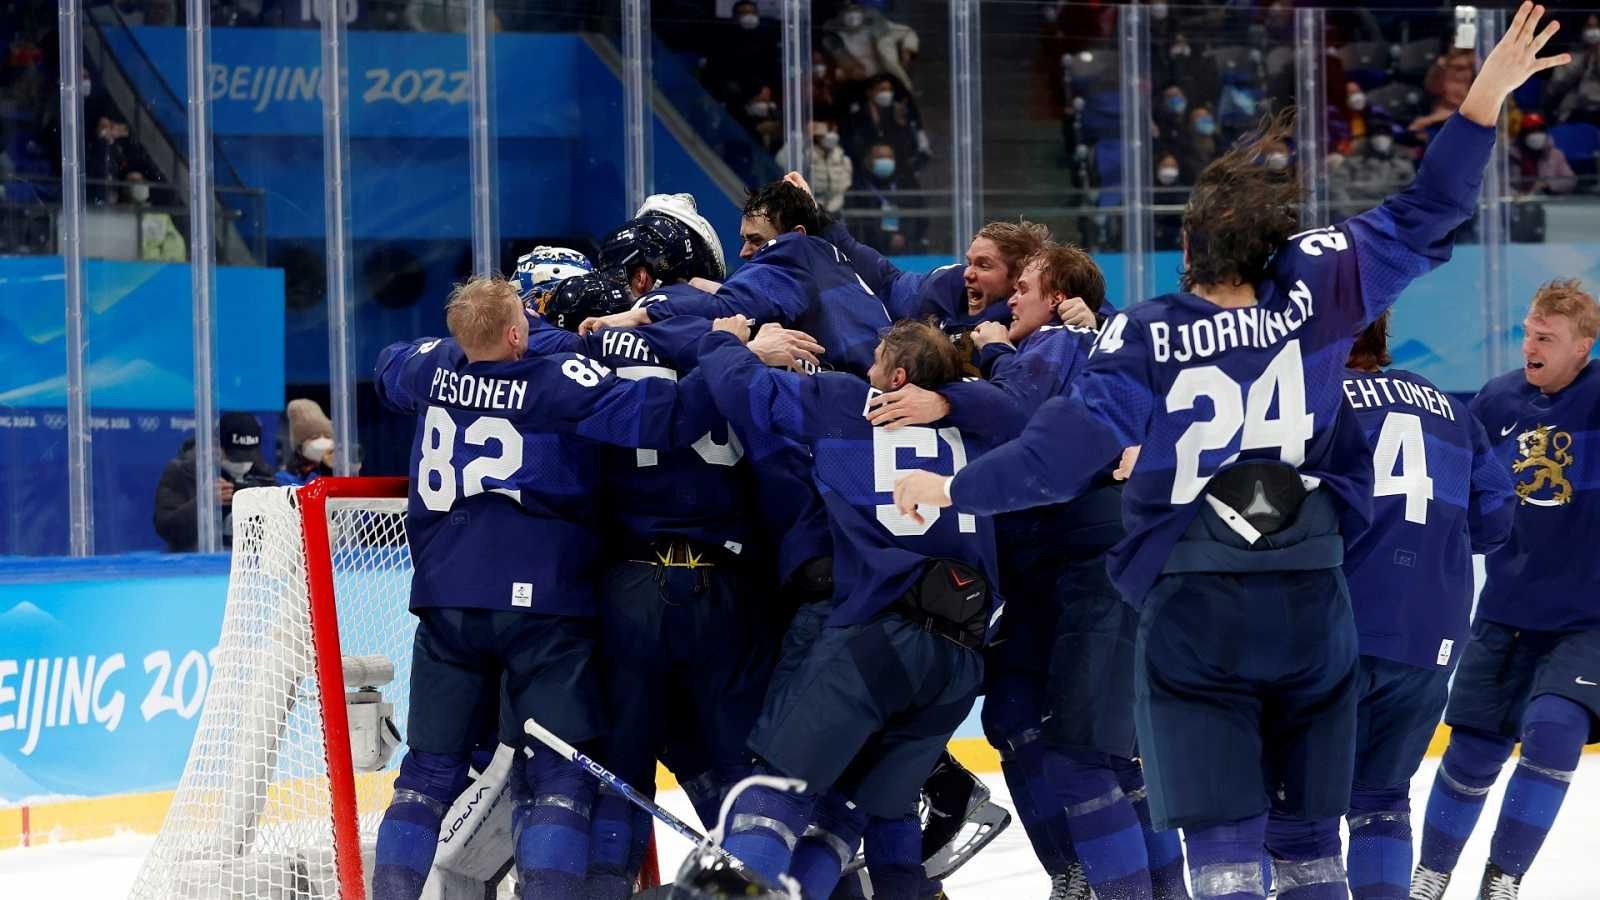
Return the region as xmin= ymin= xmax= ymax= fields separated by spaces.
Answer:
xmin=1501 ymin=423 xmax=1518 ymax=437
xmin=1577 ymin=677 xmax=1597 ymax=686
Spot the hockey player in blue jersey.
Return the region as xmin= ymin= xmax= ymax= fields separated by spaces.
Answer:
xmin=579 ymin=180 xmax=893 ymax=376
xmin=368 ymin=277 xmax=722 ymax=900
xmin=893 ymin=9 xmax=1566 ymax=898
xmin=683 ymin=316 xmax=1003 ymax=900
xmin=1262 ymin=314 xmax=1514 ymax=900
xmin=1412 ymin=279 xmax=1600 ymax=900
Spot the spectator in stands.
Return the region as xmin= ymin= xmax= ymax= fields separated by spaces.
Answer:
xmin=1155 ymin=33 xmax=1220 ymax=117
xmin=1154 ymin=85 xmax=1190 ymax=159
xmin=277 ymin=399 xmax=336 ymax=487
xmin=1154 ymin=151 xmax=1183 ymax=250
xmin=1547 ymin=14 xmax=1600 ymax=126
xmin=1411 ymin=48 xmax=1473 ymax=141
xmin=1177 ymin=103 xmax=1218 ymax=182
xmin=820 ymin=1 xmax=919 ymax=94
xmin=812 ymin=49 xmax=844 ymax=122
xmin=1331 ymin=80 xmax=1376 ymax=156
xmin=1510 ymin=112 xmax=1578 ymax=195
xmin=778 ymin=120 xmax=852 ymax=217
xmin=1342 ymin=122 xmax=1414 ymax=206
xmin=734 ymin=84 xmax=784 ymax=156
xmin=841 ymin=74 xmax=927 ymax=177
xmin=154 ymin=411 xmax=274 ymax=552
xmin=703 ymin=0 xmax=781 ymax=136
xmin=847 ymin=141 xmax=923 ymax=254
xmin=87 ymin=115 xmax=142 ymax=205
xmin=125 ymin=170 xmax=187 ymax=261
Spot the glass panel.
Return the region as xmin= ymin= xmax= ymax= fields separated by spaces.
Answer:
xmin=826 ymin=1 xmax=953 ymax=260
xmin=983 ymin=1 xmax=1121 ymax=255
xmin=72 ymin=5 xmax=204 ymax=553
xmin=0 ymin=260 xmax=69 ymax=555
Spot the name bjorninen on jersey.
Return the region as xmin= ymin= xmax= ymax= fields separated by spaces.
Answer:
xmin=1146 ymin=279 xmax=1315 ymax=363
xmin=1341 ymin=376 xmax=1457 ymax=421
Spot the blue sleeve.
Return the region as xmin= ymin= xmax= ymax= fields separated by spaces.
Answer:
xmin=1341 ymin=113 xmax=1497 ymax=325
xmin=937 ymin=378 xmax=1031 ymax=441
xmin=1466 ymin=412 xmax=1516 ymax=555
xmin=823 ymin=219 xmax=926 ymax=319
xmin=529 ymin=319 xmax=582 ymax=356
xmin=974 ymin=342 xmax=1015 ymax=376
xmin=694 ymin=331 xmax=822 ymax=444
xmin=635 ymin=317 xmax=714 ymax=370
xmin=374 ymin=337 xmax=443 ymax=414
xmin=947 ymin=315 xmax=1153 ymax=514
xmin=541 ymin=354 xmax=721 ymax=449
xmin=650 ymin=241 xmax=814 ymax=326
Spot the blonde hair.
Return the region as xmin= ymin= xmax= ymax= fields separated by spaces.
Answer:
xmin=1530 ymin=278 xmax=1600 ymax=340
xmin=445 ymin=277 xmax=522 ymax=356
xmin=975 ymin=220 xmax=1051 ymax=276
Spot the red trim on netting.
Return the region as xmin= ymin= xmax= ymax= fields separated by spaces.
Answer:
xmin=296 ymin=477 xmax=407 ymax=899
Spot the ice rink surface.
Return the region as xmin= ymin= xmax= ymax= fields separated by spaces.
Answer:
xmin=5 ymin=755 xmax=1598 ymax=898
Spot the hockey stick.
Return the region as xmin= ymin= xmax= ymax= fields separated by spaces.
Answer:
xmin=523 ymin=717 xmax=763 ymax=882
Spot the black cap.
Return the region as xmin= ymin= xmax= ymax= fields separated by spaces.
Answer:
xmin=219 ymin=411 xmax=263 ymax=461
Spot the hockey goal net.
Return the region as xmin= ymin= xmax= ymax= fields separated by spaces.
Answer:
xmin=130 ymin=477 xmax=418 ymax=899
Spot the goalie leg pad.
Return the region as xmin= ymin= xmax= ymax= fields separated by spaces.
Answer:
xmin=1047 ymin=747 xmax=1153 ymax=900
xmin=375 ymin=750 xmax=471 ymax=900
xmin=421 ymin=743 xmax=517 ymax=900
xmin=513 ymin=744 xmax=596 ymax=900
xmin=788 ymin=791 xmax=867 ymax=900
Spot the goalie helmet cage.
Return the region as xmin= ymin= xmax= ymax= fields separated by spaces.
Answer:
xmin=129 ymin=477 xmax=659 ymax=899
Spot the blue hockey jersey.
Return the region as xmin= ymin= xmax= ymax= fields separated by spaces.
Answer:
xmin=1340 ymin=368 xmax=1515 ymax=669
xmin=1470 ymin=359 xmax=1600 ymax=632
xmin=645 ymin=232 xmax=892 ymax=376
xmin=693 ymin=330 xmax=1001 ymax=626
xmin=823 ymin=220 xmax=971 ymax=323
xmin=374 ymin=336 xmax=719 ymax=616
xmin=947 ymin=113 xmax=1498 ymax=606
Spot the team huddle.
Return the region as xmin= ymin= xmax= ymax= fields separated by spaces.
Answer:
xmin=367 ymin=7 xmax=1592 ymax=900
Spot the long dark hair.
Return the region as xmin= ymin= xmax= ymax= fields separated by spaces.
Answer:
xmin=1180 ymin=109 xmax=1301 ymax=291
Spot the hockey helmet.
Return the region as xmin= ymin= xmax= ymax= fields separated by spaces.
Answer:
xmin=599 ymin=213 xmax=723 ymax=288
xmin=514 ymin=246 xmax=594 ymax=309
xmin=541 ymin=271 xmax=634 ymax=333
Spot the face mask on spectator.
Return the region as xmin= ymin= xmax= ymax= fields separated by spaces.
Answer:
xmin=1347 ymin=92 xmax=1366 ymax=112
xmin=1171 ymin=43 xmax=1191 ymax=58
xmin=81 ymin=78 xmax=92 ymax=96
xmin=873 ymin=90 xmax=894 ymax=109
xmin=1525 ymin=131 xmax=1549 ymax=151
xmin=1151 ymin=3 xmax=1168 ymax=20
xmin=746 ymin=100 xmax=775 ymax=118
xmin=1586 ymin=28 xmax=1600 ymax=45
xmin=220 ymin=459 xmax=253 ymax=479
xmin=1166 ymin=94 xmax=1187 ymax=115
xmin=1370 ymin=134 xmax=1393 ymax=155
xmin=128 ymin=183 xmax=150 ymax=204
xmin=871 ymin=158 xmax=896 ymax=178
xmin=1266 ymin=152 xmax=1290 ymax=170
xmin=1041 ymin=4 xmax=1057 ymax=24
xmin=1157 ymin=166 xmax=1179 ymax=185
xmin=813 ymin=63 xmax=827 ymax=79
xmin=821 ymin=131 xmax=841 ymax=150
xmin=738 ymin=13 xmax=759 ymax=30
xmin=843 ymin=10 xmax=864 ymax=29
xmin=1194 ymin=115 xmax=1216 ymax=136
xmin=302 ymin=437 xmax=335 ymax=463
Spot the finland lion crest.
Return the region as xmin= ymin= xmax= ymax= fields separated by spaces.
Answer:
xmin=1512 ymin=424 xmax=1575 ymax=507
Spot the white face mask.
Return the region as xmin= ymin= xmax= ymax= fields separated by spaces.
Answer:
xmin=746 ymin=100 xmax=774 ymax=118
xmin=813 ymin=63 xmax=827 ymax=79
xmin=821 ymin=131 xmax=840 ymax=150
xmin=1370 ymin=135 xmax=1393 ymax=155
xmin=873 ymin=90 xmax=894 ymax=109
xmin=1586 ymin=28 xmax=1600 ymax=45
xmin=842 ymin=10 xmax=863 ymax=29
xmin=1347 ymin=92 xmax=1367 ymax=112
xmin=1265 ymin=152 xmax=1290 ymax=171
xmin=301 ymin=437 xmax=334 ymax=462
xmin=738 ymin=13 xmax=758 ymax=30
xmin=128 ymin=183 xmax=150 ymax=204
xmin=1157 ymin=166 xmax=1180 ymax=185
xmin=81 ymin=78 xmax=92 ymax=96
xmin=1525 ymin=131 xmax=1548 ymax=151
xmin=1151 ymin=3 xmax=1168 ymax=20
xmin=220 ymin=459 xmax=253 ymax=479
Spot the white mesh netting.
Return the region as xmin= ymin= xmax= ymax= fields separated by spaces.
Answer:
xmin=130 ymin=485 xmax=415 ymax=900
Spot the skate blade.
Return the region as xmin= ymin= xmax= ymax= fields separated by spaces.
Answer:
xmin=923 ymin=800 xmax=1011 ymax=880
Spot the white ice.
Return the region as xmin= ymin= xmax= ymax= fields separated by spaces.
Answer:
xmin=5 ymin=756 xmax=1597 ymax=898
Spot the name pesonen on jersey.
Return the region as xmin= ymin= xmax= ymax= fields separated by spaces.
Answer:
xmin=427 ymin=369 xmax=529 ymax=412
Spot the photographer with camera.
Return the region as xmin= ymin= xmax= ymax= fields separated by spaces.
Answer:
xmin=153 ymin=411 xmax=276 ymax=552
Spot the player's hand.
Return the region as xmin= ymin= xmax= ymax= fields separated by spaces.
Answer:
xmin=1056 ymin=295 xmax=1096 ymax=329
xmin=578 ymin=307 xmax=649 ymax=335
xmin=1461 ymin=3 xmax=1570 ymax=127
xmin=749 ymin=322 xmax=825 ymax=370
xmin=711 ymin=315 xmax=753 ymax=344
xmin=687 ymin=276 xmax=723 ymax=294
xmin=217 ymin=478 xmax=235 ymax=507
xmin=866 ymin=383 xmax=951 ymax=430
xmin=969 ymin=321 xmax=1011 ymax=350
xmin=783 ymin=171 xmax=815 ymax=198
xmin=893 ymin=470 xmax=952 ymax=526
xmin=1113 ymin=446 xmax=1140 ymax=481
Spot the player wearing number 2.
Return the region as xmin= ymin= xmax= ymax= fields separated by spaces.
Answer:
xmin=1410 ymin=280 xmax=1600 ymax=900
xmin=893 ymin=7 xmax=1567 ymax=898
xmin=369 ymin=277 xmax=720 ymax=900
xmin=1264 ymin=314 xmax=1514 ymax=900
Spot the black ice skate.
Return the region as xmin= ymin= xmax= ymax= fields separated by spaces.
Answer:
xmin=1408 ymin=864 xmax=1451 ymax=900
xmin=920 ymin=752 xmax=1012 ymax=879
xmin=1477 ymin=863 xmax=1520 ymax=900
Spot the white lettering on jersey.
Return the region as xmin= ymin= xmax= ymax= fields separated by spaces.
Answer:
xmin=1150 ymin=280 xmax=1316 ymax=364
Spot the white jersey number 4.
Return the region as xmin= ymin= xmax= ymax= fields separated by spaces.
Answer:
xmin=1166 ymin=339 xmax=1315 ymax=504
xmin=1372 ymin=411 xmax=1434 ymax=524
